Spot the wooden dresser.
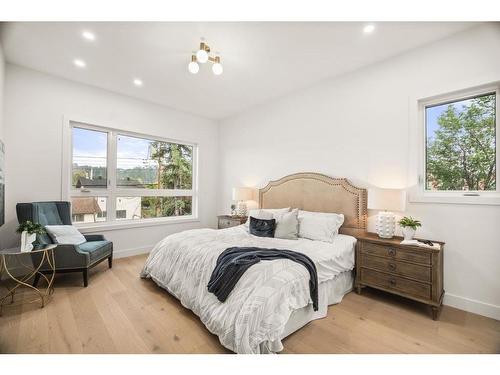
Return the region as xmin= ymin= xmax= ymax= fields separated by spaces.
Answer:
xmin=217 ymin=215 xmax=247 ymax=229
xmin=347 ymin=230 xmax=444 ymax=320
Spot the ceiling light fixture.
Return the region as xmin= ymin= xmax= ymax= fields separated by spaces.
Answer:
xmin=196 ymin=42 xmax=209 ymax=64
xmin=188 ymin=40 xmax=223 ymax=76
xmin=73 ymin=59 xmax=86 ymax=68
xmin=133 ymin=78 xmax=143 ymax=86
xmin=363 ymin=24 xmax=375 ymax=34
xmin=82 ymin=30 xmax=96 ymax=41
xmin=188 ymin=55 xmax=200 ymax=74
xmin=212 ymin=56 xmax=223 ymax=76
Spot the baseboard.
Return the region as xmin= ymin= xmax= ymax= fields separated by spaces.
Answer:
xmin=444 ymin=293 xmax=500 ymax=320
xmin=113 ymin=245 xmax=153 ymax=259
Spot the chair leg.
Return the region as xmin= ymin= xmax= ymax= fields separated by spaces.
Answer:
xmin=33 ymin=273 xmax=41 ymax=287
xmin=108 ymin=256 xmax=113 ymax=269
xmin=83 ymin=269 xmax=88 ymax=287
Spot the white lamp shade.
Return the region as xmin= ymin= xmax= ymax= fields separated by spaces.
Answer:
xmin=368 ymin=188 xmax=406 ymax=212
xmin=232 ymin=187 xmax=253 ymax=201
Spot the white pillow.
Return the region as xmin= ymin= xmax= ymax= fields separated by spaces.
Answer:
xmin=45 ymin=225 xmax=87 ymax=245
xmin=274 ymin=208 xmax=299 ymax=240
xmin=297 ymin=211 xmax=344 ymax=243
xmin=245 ymin=208 xmax=290 ymax=229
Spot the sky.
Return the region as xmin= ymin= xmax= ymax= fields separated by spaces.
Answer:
xmin=73 ymin=129 xmax=159 ymax=169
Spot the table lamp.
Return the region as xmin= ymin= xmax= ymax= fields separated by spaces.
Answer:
xmin=368 ymin=188 xmax=405 ymax=238
xmin=232 ymin=187 xmax=253 ymax=216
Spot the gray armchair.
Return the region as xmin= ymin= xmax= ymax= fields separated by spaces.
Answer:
xmin=16 ymin=201 xmax=113 ymax=287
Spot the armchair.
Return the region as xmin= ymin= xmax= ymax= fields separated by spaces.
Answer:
xmin=16 ymin=201 xmax=113 ymax=287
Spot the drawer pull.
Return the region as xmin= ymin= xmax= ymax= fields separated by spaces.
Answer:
xmin=388 ymin=249 xmax=396 ymax=257
xmin=388 ymin=263 xmax=396 ymax=271
xmin=389 ymin=279 xmax=396 ymax=286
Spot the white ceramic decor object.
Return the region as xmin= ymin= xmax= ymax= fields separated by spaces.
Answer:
xmin=236 ymin=201 xmax=248 ymax=216
xmin=20 ymin=231 xmax=36 ymax=252
xmin=375 ymin=212 xmax=396 ymax=238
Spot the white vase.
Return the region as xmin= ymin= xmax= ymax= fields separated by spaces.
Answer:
xmin=20 ymin=231 xmax=36 ymax=252
xmin=402 ymin=227 xmax=416 ymax=241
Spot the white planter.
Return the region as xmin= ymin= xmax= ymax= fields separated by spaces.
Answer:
xmin=402 ymin=227 xmax=416 ymax=241
xmin=20 ymin=231 xmax=36 ymax=252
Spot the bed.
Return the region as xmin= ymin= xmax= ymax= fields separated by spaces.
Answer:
xmin=141 ymin=172 xmax=367 ymax=353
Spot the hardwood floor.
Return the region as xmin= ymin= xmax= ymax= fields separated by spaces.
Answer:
xmin=1 ymin=254 xmax=499 ymax=354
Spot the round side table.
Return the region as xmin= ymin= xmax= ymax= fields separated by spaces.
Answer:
xmin=0 ymin=244 xmax=56 ymax=316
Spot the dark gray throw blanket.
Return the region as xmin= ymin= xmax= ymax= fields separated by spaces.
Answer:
xmin=207 ymin=247 xmax=319 ymax=311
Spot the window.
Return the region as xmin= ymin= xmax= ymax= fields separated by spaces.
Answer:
xmin=418 ymin=85 xmax=499 ymax=202
xmin=72 ymin=127 xmax=107 ymax=188
xmin=72 ymin=214 xmax=84 ymax=222
xmin=64 ymin=121 xmax=197 ymax=226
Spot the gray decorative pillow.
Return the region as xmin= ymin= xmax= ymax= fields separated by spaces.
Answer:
xmin=274 ymin=208 xmax=299 ymax=240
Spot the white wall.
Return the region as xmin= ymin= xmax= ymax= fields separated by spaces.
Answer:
xmin=0 ymin=64 xmax=219 ymax=255
xmin=218 ymin=24 xmax=500 ymax=319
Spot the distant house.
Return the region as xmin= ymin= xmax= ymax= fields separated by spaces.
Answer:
xmin=72 ymin=177 xmax=143 ymax=223
xmin=71 ymin=197 xmax=103 ymax=223
xmin=75 ymin=176 xmax=143 ymax=188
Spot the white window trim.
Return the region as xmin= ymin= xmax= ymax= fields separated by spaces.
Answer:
xmin=408 ymin=83 xmax=500 ymax=205
xmin=61 ymin=116 xmax=199 ymax=229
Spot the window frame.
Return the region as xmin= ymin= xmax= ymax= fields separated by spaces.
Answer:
xmin=413 ymin=84 xmax=500 ymax=205
xmin=62 ymin=117 xmax=199 ymax=231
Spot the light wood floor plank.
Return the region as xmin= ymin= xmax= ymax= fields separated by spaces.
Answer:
xmin=1 ymin=254 xmax=498 ymax=354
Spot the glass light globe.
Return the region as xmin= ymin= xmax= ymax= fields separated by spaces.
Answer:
xmin=212 ymin=63 xmax=223 ymax=75
xmin=188 ymin=61 xmax=199 ymax=74
xmin=196 ymin=49 xmax=209 ymax=63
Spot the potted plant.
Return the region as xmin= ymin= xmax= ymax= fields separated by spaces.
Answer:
xmin=17 ymin=221 xmax=46 ymax=252
xmin=398 ymin=216 xmax=422 ymax=241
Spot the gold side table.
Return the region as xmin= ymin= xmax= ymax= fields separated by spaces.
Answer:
xmin=0 ymin=244 xmax=56 ymax=316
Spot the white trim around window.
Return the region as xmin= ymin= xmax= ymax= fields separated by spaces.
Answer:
xmin=408 ymin=82 xmax=500 ymax=205
xmin=61 ymin=116 xmax=200 ymax=230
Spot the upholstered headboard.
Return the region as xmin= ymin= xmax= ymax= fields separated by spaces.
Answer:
xmin=259 ymin=172 xmax=367 ymax=229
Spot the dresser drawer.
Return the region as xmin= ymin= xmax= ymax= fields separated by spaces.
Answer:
xmin=218 ymin=218 xmax=241 ymax=229
xmin=361 ymin=242 xmax=431 ymax=265
xmin=360 ymin=268 xmax=431 ymax=300
xmin=361 ymin=254 xmax=431 ymax=283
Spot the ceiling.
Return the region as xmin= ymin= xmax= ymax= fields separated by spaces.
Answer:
xmin=1 ymin=22 xmax=478 ymax=120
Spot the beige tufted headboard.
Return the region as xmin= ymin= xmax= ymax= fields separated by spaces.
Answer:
xmin=259 ymin=172 xmax=367 ymax=229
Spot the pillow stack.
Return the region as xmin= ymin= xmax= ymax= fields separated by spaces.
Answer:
xmin=297 ymin=210 xmax=344 ymax=243
xmin=246 ymin=207 xmax=344 ymax=243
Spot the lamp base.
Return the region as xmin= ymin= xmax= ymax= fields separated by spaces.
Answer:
xmin=375 ymin=211 xmax=396 ymax=239
xmin=236 ymin=201 xmax=248 ymax=217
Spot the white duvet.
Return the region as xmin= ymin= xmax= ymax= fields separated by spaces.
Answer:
xmin=140 ymin=225 xmax=355 ymax=354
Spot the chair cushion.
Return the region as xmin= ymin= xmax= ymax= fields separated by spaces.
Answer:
xmin=78 ymin=240 xmax=112 ymax=264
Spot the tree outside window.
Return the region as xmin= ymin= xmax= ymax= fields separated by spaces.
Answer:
xmin=425 ymin=93 xmax=496 ymax=191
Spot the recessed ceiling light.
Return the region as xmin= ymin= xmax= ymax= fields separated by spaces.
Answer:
xmin=133 ymin=78 xmax=143 ymax=87
xmin=82 ymin=31 xmax=96 ymax=41
xmin=363 ymin=24 xmax=375 ymax=34
xmin=73 ymin=59 xmax=86 ymax=68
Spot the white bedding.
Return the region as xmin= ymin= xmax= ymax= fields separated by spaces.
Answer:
xmin=140 ymin=225 xmax=356 ymax=354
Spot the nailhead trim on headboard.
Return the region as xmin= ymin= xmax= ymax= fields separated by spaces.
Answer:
xmin=259 ymin=172 xmax=367 ymax=230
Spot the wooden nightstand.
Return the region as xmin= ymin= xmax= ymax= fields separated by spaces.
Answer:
xmin=343 ymin=229 xmax=445 ymax=320
xmin=217 ymin=215 xmax=247 ymax=229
